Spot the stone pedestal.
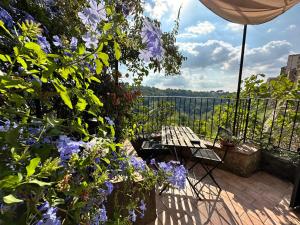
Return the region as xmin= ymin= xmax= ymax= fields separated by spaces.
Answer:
xmin=203 ymin=141 xmax=261 ymax=177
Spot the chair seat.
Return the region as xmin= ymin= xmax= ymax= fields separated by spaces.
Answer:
xmin=191 ymin=148 xmax=222 ymax=162
xmin=141 ymin=140 xmax=163 ymax=150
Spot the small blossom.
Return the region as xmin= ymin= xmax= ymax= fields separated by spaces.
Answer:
xmin=139 ymin=19 xmax=164 ymax=62
xmin=104 ymin=181 xmax=114 ymax=195
xmin=130 ymin=156 xmax=146 ymax=171
xmin=0 ymin=7 xmax=14 ymax=28
xmin=92 ymin=206 xmax=107 ymax=225
xmin=78 ymin=0 xmax=106 ymax=30
xmin=104 ymin=117 xmax=114 ymax=126
xmin=56 ymin=135 xmax=84 ymax=162
xmin=129 ymin=209 xmax=136 ymax=222
xmin=139 ymin=200 xmax=146 ymax=218
xmin=70 ymin=37 xmax=78 ymax=51
xmin=37 ymin=35 xmax=51 ymax=53
xmin=150 ymin=158 xmax=156 ymax=165
xmin=53 ymin=35 xmax=62 ymax=47
xmin=82 ymin=32 xmax=98 ymax=49
xmin=37 ymin=202 xmax=61 ymax=225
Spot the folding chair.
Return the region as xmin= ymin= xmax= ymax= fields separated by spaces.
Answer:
xmin=140 ymin=140 xmax=168 ymax=162
xmin=187 ymin=127 xmax=232 ymax=200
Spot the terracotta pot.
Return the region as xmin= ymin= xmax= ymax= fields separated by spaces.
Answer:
xmin=220 ymin=140 xmax=235 ymax=148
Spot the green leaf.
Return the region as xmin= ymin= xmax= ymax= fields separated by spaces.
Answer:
xmin=103 ymin=23 xmax=112 ymax=31
xmin=95 ymin=59 xmax=103 ymax=75
xmin=98 ymin=53 xmax=109 ymax=67
xmin=0 ymin=175 xmax=22 ymax=189
xmin=60 ymin=91 xmax=73 ymax=109
xmin=26 ymin=157 xmax=41 ymax=177
xmin=90 ymin=92 xmax=103 ymax=106
xmin=17 ymin=57 xmax=27 ymax=69
xmin=102 ymin=158 xmax=110 ymax=164
xmin=114 ymin=41 xmax=121 ymax=60
xmin=24 ymin=42 xmax=42 ymax=53
xmin=3 ymin=194 xmax=23 ymax=204
xmin=90 ymin=76 xmax=101 ymax=83
xmin=28 ymin=179 xmax=53 ymax=186
xmin=76 ymin=98 xmax=87 ymax=111
xmin=0 ymin=54 xmax=8 ymax=62
xmin=78 ymin=44 xmax=86 ymax=55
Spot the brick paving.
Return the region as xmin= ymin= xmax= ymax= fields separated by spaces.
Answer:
xmin=146 ymin=164 xmax=300 ymax=225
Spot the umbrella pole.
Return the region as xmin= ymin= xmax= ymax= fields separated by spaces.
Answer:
xmin=233 ymin=24 xmax=247 ymax=136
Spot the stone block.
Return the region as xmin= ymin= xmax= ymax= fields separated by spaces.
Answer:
xmin=203 ymin=141 xmax=261 ymax=177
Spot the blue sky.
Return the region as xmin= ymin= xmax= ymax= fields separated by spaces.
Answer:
xmin=123 ymin=0 xmax=300 ymax=92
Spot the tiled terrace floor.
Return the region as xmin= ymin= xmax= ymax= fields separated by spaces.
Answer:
xmin=147 ymin=164 xmax=300 ymax=225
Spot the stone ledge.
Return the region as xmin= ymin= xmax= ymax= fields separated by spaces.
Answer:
xmin=203 ymin=140 xmax=261 ymax=177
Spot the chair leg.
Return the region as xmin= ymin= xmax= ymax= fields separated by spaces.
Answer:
xmin=187 ymin=177 xmax=202 ymax=200
xmin=159 ymin=184 xmax=169 ymax=195
xmin=198 ymin=161 xmax=222 ymax=191
xmin=190 ymin=159 xmax=222 ymax=196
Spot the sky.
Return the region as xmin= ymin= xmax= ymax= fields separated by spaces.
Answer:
xmin=122 ymin=0 xmax=300 ymax=92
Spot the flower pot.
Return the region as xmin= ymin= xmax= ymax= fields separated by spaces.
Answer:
xmin=220 ymin=140 xmax=235 ymax=148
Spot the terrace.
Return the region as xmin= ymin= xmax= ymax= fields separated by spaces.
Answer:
xmin=130 ymin=95 xmax=300 ymax=225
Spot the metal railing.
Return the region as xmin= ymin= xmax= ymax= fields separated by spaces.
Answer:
xmin=134 ymin=96 xmax=300 ymax=152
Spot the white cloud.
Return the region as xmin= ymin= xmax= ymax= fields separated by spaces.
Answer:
xmin=178 ymin=21 xmax=215 ymax=38
xmin=177 ymin=40 xmax=292 ymax=77
xmin=226 ymin=23 xmax=244 ymax=32
xmin=144 ymin=0 xmax=190 ymax=21
xmin=186 ymin=21 xmax=215 ymax=35
xmin=287 ymin=24 xmax=296 ymax=30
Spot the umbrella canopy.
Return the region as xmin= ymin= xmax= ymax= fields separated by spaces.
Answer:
xmin=199 ymin=0 xmax=300 ymax=134
xmin=200 ymin=0 xmax=300 ymax=25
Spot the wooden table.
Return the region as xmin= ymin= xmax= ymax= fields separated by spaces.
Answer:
xmin=161 ymin=126 xmax=203 ymax=149
xmin=160 ymin=126 xmax=204 ymax=198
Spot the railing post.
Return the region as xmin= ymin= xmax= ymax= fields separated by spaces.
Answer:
xmin=243 ymin=98 xmax=251 ymax=143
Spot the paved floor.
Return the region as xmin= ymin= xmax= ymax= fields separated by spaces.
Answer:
xmin=146 ymin=164 xmax=300 ymax=225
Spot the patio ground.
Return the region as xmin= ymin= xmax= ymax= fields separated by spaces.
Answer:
xmin=146 ymin=164 xmax=300 ymax=225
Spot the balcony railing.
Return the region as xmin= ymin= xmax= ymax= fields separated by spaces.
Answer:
xmin=134 ymin=96 xmax=300 ymax=152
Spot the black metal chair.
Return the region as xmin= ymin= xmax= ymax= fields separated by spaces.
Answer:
xmin=140 ymin=140 xmax=168 ymax=162
xmin=187 ymin=127 xmax=233 ymax=200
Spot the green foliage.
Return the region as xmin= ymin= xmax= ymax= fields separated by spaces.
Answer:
xmin=0 ymin=0 xmax=186 ymax=224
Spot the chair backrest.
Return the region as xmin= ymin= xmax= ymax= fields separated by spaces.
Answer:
xmin=212 ymin=127 xmax=233 ymax=161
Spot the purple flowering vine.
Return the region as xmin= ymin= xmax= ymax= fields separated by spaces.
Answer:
xmin=139 ymin=19 xmax=164 ymax=62
xmin=37 ymin=201 xmax=61 ymax=225
xmin=37 ymin=35 xmax=51 ymax=53
xmin=56 ymin=135 xmax=84 ymax=162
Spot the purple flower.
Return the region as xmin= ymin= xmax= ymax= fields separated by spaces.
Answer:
xmin=129 ymin=209 xmax=136 ymax=222
xmin=37 ymin=202 xmax=61 ymax=225
xmin=158 ymin=161 xmax=187 ymax=189
xmin=158 ymin=162 xmax=172 ymax=173
xmin=150 ymin=158 xmax=156 ymax=165
xmin=0 ymin=120 xmax=17 ymax=132
xmin=37 ymin=35 xmax=51 ymax=53
xmin=78 ymin=0 xmax=106 ymax=31
xmin=104 ymin=181 xmax=113 ymax=195
xmin=139 ymin=200 xmax=146 ymax=218
xmin=0 ymin=7 xmax=14 ymax=28
xmin=56 ymin=135 xmax=83 ymax=162
xmin=37 ymin=201 xmax=50 ymax=211
xmin=92 ymin=206 xmax=107 ymax=224
xmin=82 ymin=32 xmax=98 ymax=49
xmin=70 ymin=37 xmax=78 ymax=51
xmin=52 ymin=35 xmax=62 ymax=47
xmin=169 ymin=164 xmax=187 ymax=189
xmin=139 ymin=19 xmax=164 ymax=62
xmin=130 ymin=156 xmax=146 ymax=171
xmin=104 ymin=117 xmax=114 ymax=126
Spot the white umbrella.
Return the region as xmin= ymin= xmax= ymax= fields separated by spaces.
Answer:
xmin=199 ymin=0 xmax=300 ymax=134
